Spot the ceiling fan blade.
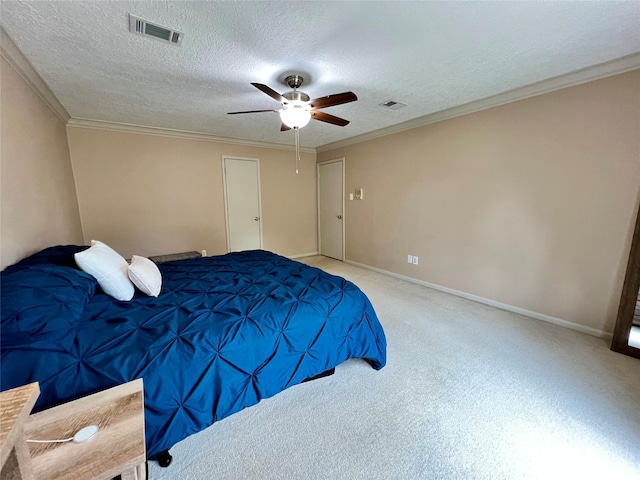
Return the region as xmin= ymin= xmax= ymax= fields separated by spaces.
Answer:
xmin=251 ymin=83 xmax=285 ymax=103
xmin=310 ymin=92 xmax=357 ymax=110
xmin=280 ymin=123 xmax=291 ymax=131
xmin=311 ymin=111 xmax=350 ymax=127
xmin=227 ymin=109 xmax=278 ymax=115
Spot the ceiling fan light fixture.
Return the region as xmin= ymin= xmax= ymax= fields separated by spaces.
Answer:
xmin=280 ymin=104 xmax=311 ymax=129
xmin=228 ymin=77 xmax=357 ymax=175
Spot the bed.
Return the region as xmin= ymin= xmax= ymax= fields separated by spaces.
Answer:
xmin=0 ymin=246 xmax=386 ymax=459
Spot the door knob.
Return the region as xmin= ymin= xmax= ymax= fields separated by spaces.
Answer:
xmin=336 ymin=215 xmax=343 ymax=219
xmin=254 ymin=217 xmax=260 ymax=221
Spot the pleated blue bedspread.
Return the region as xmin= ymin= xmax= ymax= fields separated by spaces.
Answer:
xmin=1 ymin=247 xmax=386 ymax=456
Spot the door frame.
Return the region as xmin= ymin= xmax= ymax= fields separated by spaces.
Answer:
xmin=611 ymin=198 xmax=640 ymax=359
xmin=222 ymin=155 xmax=264 ymax=253
xmin=317 ymin=158 xmax=345 ymax=261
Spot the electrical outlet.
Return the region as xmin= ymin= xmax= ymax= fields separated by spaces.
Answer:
xmin=407 ymin=254 xmax=413 ymax=264
xmin=412 ymin=256 xmax=419 ymax=265
xmin=201 ymin=250 xmax=207 ymax=257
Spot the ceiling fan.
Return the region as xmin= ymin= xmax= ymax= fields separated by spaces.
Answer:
xmin=227 ymin=75 xmax=357 ymax=130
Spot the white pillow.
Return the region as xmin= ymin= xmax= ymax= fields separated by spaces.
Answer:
xmin=74 ymin=240 xmax=135 ymax=301
xmin=128 ymin=255 xmax=162 ymax=297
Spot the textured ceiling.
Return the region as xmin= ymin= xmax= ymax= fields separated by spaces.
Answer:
xmin=1 ymin=1 xmax=639 ymax=148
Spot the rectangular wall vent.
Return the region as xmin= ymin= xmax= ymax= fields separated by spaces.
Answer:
xmin=380 ymin=100 xmax=407 ymax=110
xmin=129 ymin=14 xmax=183 ymax=46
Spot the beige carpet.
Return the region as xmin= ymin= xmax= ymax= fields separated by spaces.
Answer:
xmin=148 ymin=256 xmax=640 ymax=479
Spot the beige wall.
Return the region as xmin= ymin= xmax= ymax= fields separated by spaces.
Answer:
xmin=0 ymin=57 xmax=83 ymax=269
xmin=319 ymin=70 xmax=640 ymax=335
xmin=4 ymin=44 xmax=636 ymax=336
xmin=67 ymin=127 xmax=317 ymax=259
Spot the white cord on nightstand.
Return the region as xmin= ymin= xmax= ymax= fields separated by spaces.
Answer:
xmin=27 ymin=425 xmax=99 ymax=444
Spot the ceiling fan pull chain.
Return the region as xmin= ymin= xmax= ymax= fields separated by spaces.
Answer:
xmin=295 ymin=127 xmax=300 ymax=175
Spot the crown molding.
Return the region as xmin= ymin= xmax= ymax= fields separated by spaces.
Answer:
xmin=66 ymin=118 xmax=316 ymax=154
xmin=4 ymin=21 xmax=636 ymax=156
xmin=318 ymin=52 xmax=640 ymax=153
xmin=0 ymin=27 xmax=70 ymax=123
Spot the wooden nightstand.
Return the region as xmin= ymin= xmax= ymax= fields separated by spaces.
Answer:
xmin=23 ymin=379 xmax=146 ymax=480
xmin=0 ymin=382 xmax=40 ymax=478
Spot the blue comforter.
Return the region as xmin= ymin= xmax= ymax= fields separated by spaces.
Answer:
xmin=1 ymin=247 xmax=386 ymax=456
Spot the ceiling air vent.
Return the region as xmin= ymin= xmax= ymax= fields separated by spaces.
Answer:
xmin=380 ymin=100 xmax=407 ymax=110
xmin=129 ymin=14 xmax=183 ymax=46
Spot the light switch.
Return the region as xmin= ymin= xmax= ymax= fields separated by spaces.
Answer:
xmin=349 ymin=193 xmax=354 ymax=201
xmin=355 ymin=188 xmax=363 ymax=200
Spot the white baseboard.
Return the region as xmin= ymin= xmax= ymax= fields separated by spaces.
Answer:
xmin=344 ymin=259 xmax=612 ymax=340
xmin=288 ymin=252 xmax=319 ymax=259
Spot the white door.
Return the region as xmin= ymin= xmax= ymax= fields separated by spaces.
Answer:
xmin=318 ymin=159 xmax=344 ymax=260
xmin=223 ymin=157 xmax=263 ymax=252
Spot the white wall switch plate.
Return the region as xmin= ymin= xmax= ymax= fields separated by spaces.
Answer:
xmin=412 ymin=256 xmax=419 ymax=265
xmin=349 ymin=193 xmax=354 ymax=201
xmin=201 ymin=250 xmax=207 ymax=257
xmin=408 ymin=254 xmax=413 ymax=264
